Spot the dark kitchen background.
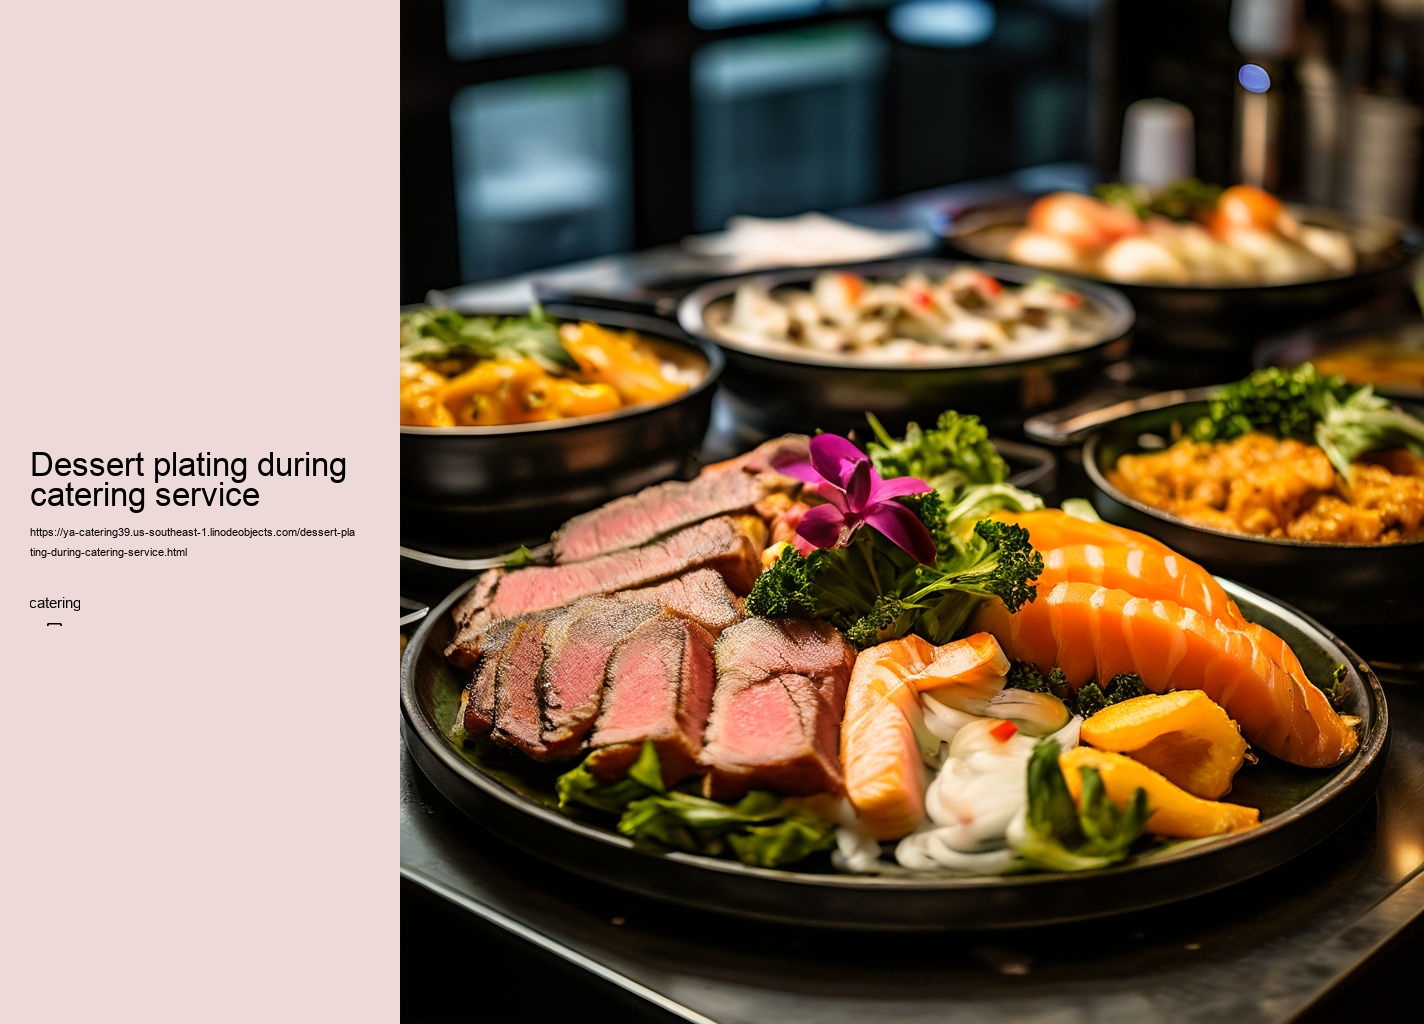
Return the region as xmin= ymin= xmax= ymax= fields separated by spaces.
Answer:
xmin=402 ymin=0 xmax=1424 ymax=304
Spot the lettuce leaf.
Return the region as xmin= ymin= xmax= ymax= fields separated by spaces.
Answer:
xmin=555 ymin=741 xmax=836 ymax=868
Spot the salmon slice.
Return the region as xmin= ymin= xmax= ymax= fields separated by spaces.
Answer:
xmin=1036 ymin=542 xmax=1312 ymax=688
xmin=973 ymin=582 xmax=1358 ymax=768
xmin=997 ymin=509 xmax=1318 ymax=694
xmin=905 ymin=632 xmax=1010 ymax=693
xmin=1037 ymin=544 xmax=1243 ymax=624
xmin=993 ymin=509 xmax=1183 ymax=561
xmin=841 ymin=636 xmax=934 ymax=841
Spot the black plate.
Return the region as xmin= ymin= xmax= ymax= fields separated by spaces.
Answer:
xmin=675 ymin=258 xmax=1134 ymax=437
xmin=1083 ymin=399 xmax=1424 ymax=640
xmin=401 ymin=305 xmax=724 ymax=553
xmin=400 ymin=577 xmax=1387 ymax=931
xmin=938 ymin=197 xmax=1420 ymax=356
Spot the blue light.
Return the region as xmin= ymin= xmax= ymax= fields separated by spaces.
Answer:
xmin=1238 ymin=64 xmax=1271 ymax=94
xmin=889 ymin=0 xmax=996 ymax=49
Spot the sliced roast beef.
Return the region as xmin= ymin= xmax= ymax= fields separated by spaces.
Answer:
xmin=452 ymin=568 xmax=504 ymax=633
xmin=550 ymin=436 xmax=809 ymax=564
xmin=700 ymin=434 xmax=810 ymax=478
xmin=536 ymin=597 xmax=661 ymax=759
xmin=447 ymin=516 xmax=764 ymax=656
xmin=454 ymin=614 xmax=526 ymax=736
xmin=551 ymin=471 xmax=773 ymax=565
xmin=489 ymin=613 xmax=558 ymax=757
xmin=614 ymin=568 xmax=744 ymax=638
xmin=699 ymin=618 xmax=856 ymax=799
xmin=586 ymin=614 xmax=717 ymax=786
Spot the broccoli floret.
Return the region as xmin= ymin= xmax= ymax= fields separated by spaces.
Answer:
xmin=843 ymin=595 xmax=909 ymax=649
xmin=922 ymin=519 xmax=1042 ymax=613
xmin=1008 ymin=660 xmax=1048 ymax=692
xmin=1069 ymin=673 xmax=1149 ymax=717
xmin=744 ymin=545 xmax=819 ymax=618
xmin=895 ymin=489 xmax=954 ymax=553
xmin=886 ymin=518 xmax=1044 ymax=645
xmin=1075 ymin=682 xmax=1110 ymax=718
xmin=1106 ymin=673 xmax=1149 ymax=703
xmin=1008 ymin=661 xmax=1073 ymax=702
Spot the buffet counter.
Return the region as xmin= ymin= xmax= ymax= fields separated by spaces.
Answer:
xmin=400 ymin=167 xmax=1424 ymax=1022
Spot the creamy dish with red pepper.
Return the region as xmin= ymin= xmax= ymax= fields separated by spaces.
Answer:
xmin=705 ymin=268 xmax=1104 ymax=365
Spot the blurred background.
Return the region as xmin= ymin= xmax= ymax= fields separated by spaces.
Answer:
xmin=401 ymin=0 xmax=1424 ymax=303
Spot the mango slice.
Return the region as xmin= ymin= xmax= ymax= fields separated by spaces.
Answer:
xmin=1081 ymin=691 xmax=1248 ymax=799
xmin=1060 ymin=747 xmax=1260 ymax=839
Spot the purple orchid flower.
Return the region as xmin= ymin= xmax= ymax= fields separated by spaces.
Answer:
xmin=775 ymin=433 xmax=936 ymax=564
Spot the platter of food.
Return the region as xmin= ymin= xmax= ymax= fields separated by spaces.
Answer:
xmin=1082 ymin=363 xmax=1424 ymax=635
xmin=400 ymin=410 xmax=1388 ymax=930
xmin=937 ymin=182 xmax=1419 ymax=351
xmin=674 ymin=259 xmax=1134 ymax=436
xmin=399 ymin=303 xmax=723 ymax=551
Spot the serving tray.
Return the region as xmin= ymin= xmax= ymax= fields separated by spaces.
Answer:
xmin=400 ymin=578 xmax=1388 ymax=930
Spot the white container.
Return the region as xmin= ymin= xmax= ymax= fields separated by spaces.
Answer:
xmin=1120 ymin=99 xmax=1195 ymax=189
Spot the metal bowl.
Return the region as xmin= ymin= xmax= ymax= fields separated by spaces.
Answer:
xmin=400 ymin=305 xmax=723 ymax=554
xmin=676 ymin=259 xmax=1135 ymax=438
xmin=938 ymin=197 xmax=1420 ymax=355
xmin=1254 ymin=313 xmax=1424 ymax=402
xmin=1082 ymin=398 xmax=1424 ymax=637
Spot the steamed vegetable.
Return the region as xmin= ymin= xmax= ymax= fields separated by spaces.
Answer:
xmin=1006 ymin=737 xmax=1150 ymax=872
xmin=556 ymin=741 xmax=836 ymax=867
xmin=746 ymin=492 xmax=1043 ymax=649
xmin=1190 ymin=362 xmax=1424 ymax=480
xmin=1007 ymin=660 xmax=1147 ymax=719
xmin=1073 ymin=673 xmax=1151 ymax=718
